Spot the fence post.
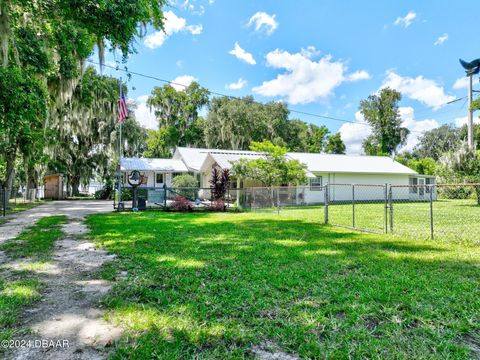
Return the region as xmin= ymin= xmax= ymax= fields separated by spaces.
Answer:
xmin=163 ymin=183 xmax=167 ymax=210
xmin=352 ymin=184 xmax=355 ymax=229
xmin=384 ymin=184 xmax=388 ymax=233
xmin=429 ymin=185 xmax=434 ymax=240
xmin=324 ymin=183 xmax=329 ymax=224
xmin=389 ymin=185 xmax=393 ymax=234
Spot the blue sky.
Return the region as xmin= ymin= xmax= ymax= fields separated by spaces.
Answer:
xmin=94 ymin=0 xmax=480 ymax=154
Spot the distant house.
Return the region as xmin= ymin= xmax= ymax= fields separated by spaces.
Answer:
xmin=120 ymin=147 xmax=435 ymax=205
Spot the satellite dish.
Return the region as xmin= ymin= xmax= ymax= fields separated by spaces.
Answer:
xmin=459 ymin=58 xmax=480 ymax=76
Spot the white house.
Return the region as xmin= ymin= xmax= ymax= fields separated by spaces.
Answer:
xmin=120 ymin=147 xmax=435 ymax=206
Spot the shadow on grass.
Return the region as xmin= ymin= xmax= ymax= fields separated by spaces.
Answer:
xmin=87 ymin=212 xmax=480 ymax=359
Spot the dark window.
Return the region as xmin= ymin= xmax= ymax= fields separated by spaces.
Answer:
xmin=156 ymin=173 xmax=164 ymax=184
xmin=309 ymin=177 xmax=323 ymax=190
xmin=410 ymin=178 xmax=418 ymax=194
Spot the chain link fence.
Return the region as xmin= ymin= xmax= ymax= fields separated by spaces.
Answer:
xmin=112 ymin=183 xmax=480 ymax=242
xmin=325 ymin=183 xmax=480 ymax=242
xmin=0 ymin=187 xmax=44 ymax=217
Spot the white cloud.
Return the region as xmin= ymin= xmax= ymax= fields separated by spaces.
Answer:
xmin=381 ymin=70 xmax=455 ymax=109
xmin=453 ymin=77 xmax=469 ymax=90
xmin=394 ymin=11 xmax=417 ymax=27
xmin=170 ymin=75 xmax=198 ymax=91
xmin=229 ymin=42 xmax=256 ymax=65
xmin=252 ymin=47 xmax=369 ymax=104
xmin=186 ymin=24 xmax=203 ymax=35
xmin=399 ymin=107 xmax=439 ymax=151
xmin=347 ymin=70 xmax=371 ymax=82
xmin=225 ymin=78 xmax=247 ymax=90
xmin=247 ymin=11 xmax=278 ymax=35
xmin=144 ymin=11 xmax=202 ymax=49
xmin=454 ymin=116 xmax=480 ymax=127
xmin=339 ymin=111 xmax=371 ymax=155
xmin=134 ymin=95 xmax=157 ymax=130
xmin=434 ymin=33 xmax=448 ymax=46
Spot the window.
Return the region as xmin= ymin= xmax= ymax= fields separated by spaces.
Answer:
xmin=410 ymin=178 xmax=418 ymax=194
xmin=309 ymin=177 xmax=322 ymax=190
xmin=156 ymin=173 xmax=164 ymax=184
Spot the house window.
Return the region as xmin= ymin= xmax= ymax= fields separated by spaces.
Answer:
xmin=172 ymin=172 xmax=183 ymax=178
xmin=410 ymin=178 xmax=418 ymax=193
xmin=425 ymin=177 xmax=435 ymax=193
xmin=309 ymin=177 xmax=323 ymax=190
xmin=156 ymin=173 xmax=164 ymax=184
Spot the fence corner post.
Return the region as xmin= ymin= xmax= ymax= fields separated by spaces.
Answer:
xmin=389 ymin=184 xmax=393 ymax=234
xmin=324 ymin=183 xmax=329 ymax=224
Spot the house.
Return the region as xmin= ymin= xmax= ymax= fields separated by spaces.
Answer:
xmin=120 ymin=147 xmax=435 ymax=206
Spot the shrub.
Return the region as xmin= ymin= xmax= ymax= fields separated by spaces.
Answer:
xmin=209 ymin=199 xmax=225 ymax=212
xmin=171 ymin=195 xmax=192 ymax=212
xmin=172 ymin=175 xmax=198 ymax=199
xmin=172 ymin=174 xmax=198 ymax=188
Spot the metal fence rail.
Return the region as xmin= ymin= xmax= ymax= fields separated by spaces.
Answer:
xmin=324 ymin=183 xmax=480 ymax=242
xmin=111 ymin=183 xmax=480 ymax=243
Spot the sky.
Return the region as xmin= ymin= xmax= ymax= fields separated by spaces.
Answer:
xmin=92 ymin=0 xmax=480 ymax=154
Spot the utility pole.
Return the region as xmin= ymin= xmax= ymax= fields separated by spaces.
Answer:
xmin=468 ymin=74 xmax=474 ymax=150
xmin=459 ymin=58 xmax=480 ymax=150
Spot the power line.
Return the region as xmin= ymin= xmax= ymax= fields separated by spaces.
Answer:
xmin=86 ymin=60 xmax=465 ymax=135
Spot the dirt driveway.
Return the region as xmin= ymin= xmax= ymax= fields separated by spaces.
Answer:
xmin=0 ymin=200 xmax=121 ymax=359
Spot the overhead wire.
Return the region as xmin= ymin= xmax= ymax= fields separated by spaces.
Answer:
xmin=86 ymin=60 xmax=469 ymax=135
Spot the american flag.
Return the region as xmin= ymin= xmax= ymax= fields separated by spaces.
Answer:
xmin=117 ymin=85 xmax=128 ymax=124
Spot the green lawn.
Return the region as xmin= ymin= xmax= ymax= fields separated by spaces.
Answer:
xmin=0 ymin=216 xmax=67 ymax=344
xmin=87 ymin=210 xmax=480 ymax=359
xmin=262 ymin=199 xmax=480 ymax=242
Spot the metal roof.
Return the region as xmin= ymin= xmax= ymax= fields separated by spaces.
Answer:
xmin=173 ymin=147 xmax=260 ymax=171
xmin=286 ymin=152 xmax=417 ymax=175
xmin=201 ymin=152 xmax=316 ymax=177
xmin=120 ymin=157 xmax=188 ymax=172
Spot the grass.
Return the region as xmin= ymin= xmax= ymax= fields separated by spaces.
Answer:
xmin=251 ymin=199 xmax=480 ymax=242
xmin=1 ymin=215 xmax=67 ymax=260
xmin=0 ymin=215 xmax=67 ymax=344
xmin=86 ymin=210 xmax=480 ymax=359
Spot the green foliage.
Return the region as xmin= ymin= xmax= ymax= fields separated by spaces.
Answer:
xmin=232 ymin=140 xmax=307 ymax=187
xmin=147 ymin=82 xmax=209 ymax=151
xmin=440 ymin=144 xmax=480 ymax=204
xmin=471 ymin=98 xmax=480 ymax=112
xmin=360 ymin=88 xmax=409 ymax=155
xmin=397 ymin=153 xmax=437 ymax=175
xmin=205 ymin=96 xmax=290 ymax=150
xmin=172 ymin=174 xmax=198 ymax=188
xmin=414 ymin=124 xmax=460 ymax=160
xmin=144 ymin=128 xmax=172 ymax=158
xmin=324 ymin=132 xmax=346 ymax=154
xmin=0 ymin=67 xmax=48 ymax=186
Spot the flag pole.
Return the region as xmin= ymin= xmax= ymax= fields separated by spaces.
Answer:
xmin=117 ymin=78 xmax=123 ymax=210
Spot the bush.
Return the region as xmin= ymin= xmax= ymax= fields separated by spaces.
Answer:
xmin=172 ymin=175 xmax=199 ymax=199
xmin=171 ymin=195 xmax=192 ymax=212
xmin=209 ymin=199 xmax=225 ymax=212
xmin=172 ymin=174 xmax=198 ymax=188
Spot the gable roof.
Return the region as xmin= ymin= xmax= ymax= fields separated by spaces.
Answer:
xmin=121 ymin=158 xmax=188 ymax=172
xmin=286 ymin=152 xmax=417 ymax=175
xmin=173 ymin=147 xmax=260 ymax=172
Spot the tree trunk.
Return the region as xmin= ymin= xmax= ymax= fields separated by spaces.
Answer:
xmin=26 ymin=163 xmax=37 ymax=201
xmin=71 ymin=176 xmax=80 ymax=197
xmin=4 ymin=150 xmax=16 ymax=194
xmin=0 ymin=0 xmax=11 ymax=68
xmin=475 ymin=185 xmax=480 ymax=206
